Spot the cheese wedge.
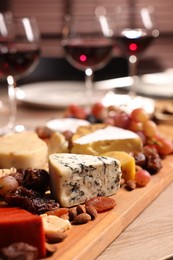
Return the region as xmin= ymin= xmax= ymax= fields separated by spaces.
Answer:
xmin=71 ymin=124 xmax=142 ymax=155
xmin=47 ymin=131 xmax=68 ymax=155
xmin=49 ymin=153 xmax=122 ymax=207
xmin=0 ymin=131 xmax=48 ymax=169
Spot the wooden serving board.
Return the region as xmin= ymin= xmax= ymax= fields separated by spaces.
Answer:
xmin=46 ymin=152 xmax=173 ymax=260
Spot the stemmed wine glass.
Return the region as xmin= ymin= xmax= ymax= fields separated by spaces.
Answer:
xmin=61 ymin=7 xmax=113 ymax=106
xmin=114 ymin=5 xmax=159 ymax=99
xmin=0 ymin=13 xmax=40 ymax=135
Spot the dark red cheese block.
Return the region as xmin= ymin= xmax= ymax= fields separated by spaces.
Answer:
xmin=0 ymin=206 xmax=46 ymax=259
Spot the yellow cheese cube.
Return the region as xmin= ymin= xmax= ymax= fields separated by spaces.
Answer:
xmin=102 ymin=151 xmax=136 ymax=181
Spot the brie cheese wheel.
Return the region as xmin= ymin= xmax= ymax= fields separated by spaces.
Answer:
xmin=71 ymin=124 xmax=142 ymax=155
xmin=0 ymin=131 xmax=48 ymax=169
xmin=49 ymin=153 xmax=122 ymax=207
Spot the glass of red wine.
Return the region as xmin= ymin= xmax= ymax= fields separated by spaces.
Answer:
xmin=114 ymin=5 xmax=159 ymax=99
xmin=0 ymin=13 xmax=40 ymax=135
xmin=61 ymin=8 xmax=113 ymax=105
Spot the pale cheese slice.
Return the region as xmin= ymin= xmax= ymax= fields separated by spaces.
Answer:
xmin=71 ymin=124 xmax=142 ymax=155
xmin=47 ymin=131 xmax=68 ymax=155
xmin=41 ymin=214 xmax=71 ymax=235
xmin=0 ymin=131 xmax=48 ymax=169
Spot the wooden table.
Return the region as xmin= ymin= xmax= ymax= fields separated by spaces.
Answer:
xmin=1 ymin=88 xmax=173 ymax=260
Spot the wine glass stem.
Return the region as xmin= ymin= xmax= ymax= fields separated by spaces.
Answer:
xmin=128 ymin=55 xmax=138 ymax=98
xmin=7 ymin=75 xmax=17 ymax=131
xmin=85 ymin=68 xmax=94 ymax=105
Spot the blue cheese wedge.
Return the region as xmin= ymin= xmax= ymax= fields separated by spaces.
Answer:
xmin=71 ymin=124 xmax=142 ymax=155
xmin=49 ymin=153 xmax=122 ymax=207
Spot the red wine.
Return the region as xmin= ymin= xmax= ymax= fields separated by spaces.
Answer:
xmin=0 ymin=44 xmax=40 ymax=77
xmin=63 ymin=39 xmax=113 ymax=71
xmin=115 ymin=29 xmax=154 ymax=56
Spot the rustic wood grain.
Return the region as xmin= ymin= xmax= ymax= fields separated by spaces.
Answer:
xmin=97 ymin=181 xmax=173 ymax=260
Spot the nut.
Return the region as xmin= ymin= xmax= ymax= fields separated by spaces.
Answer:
xmin=126 ymin=180 xmax=136 ymax=191
xmin=68 ymin=208 xmax=77 ymax=221
xmin=120 ymin=178 xmax=125 ymax=187
xmin=76 ymin=204 xmax=86 ymax=214
xmin=73 ymin=213 xmax=91 ymax=225
xmin=85 ymin=205 xmax=98 ymax=220
xmin=46 ymin=231 xmax=68 ymax=244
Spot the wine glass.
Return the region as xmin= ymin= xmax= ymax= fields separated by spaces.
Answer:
xmin=0 ymin=14 xmax=40 ymax=135
xmin=114 ymin=5 xmax=159 ymax=99
xmin=61 ymin=7 xmax=113 ymax=106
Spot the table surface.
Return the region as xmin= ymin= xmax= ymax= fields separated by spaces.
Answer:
xmin=1 ymin=88 xmax=173 ymax=260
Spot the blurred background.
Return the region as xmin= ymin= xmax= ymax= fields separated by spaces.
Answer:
xmin=0 ymin=0 xmax=173 ymax=84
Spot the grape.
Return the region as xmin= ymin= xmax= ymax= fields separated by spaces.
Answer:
xmin=113 ymin=112 xmax=130 ymax=129
xmin=131 ymin=108 xmax=149 ymax=122
xmin=103 ymin=116 xmax=115 ymax=126
xmin=128 ymin=120 xmax=143 ymax=132
xmin=91 ymin=102 xmax=107 ymax=120
xmin=143 ymin=120 xmax=158 ymax=137
xmin=136 ymin=131 xmax=147 ymax=145
xmin=135 ymin=169 xmax=151 ymax=186
xmin=150 ymin=134 xmax=173 ymax=155
xmin=67 ymin=104 xmax=87 ymax=119
xmin=0 ymin=175 xmax=19 ymax=196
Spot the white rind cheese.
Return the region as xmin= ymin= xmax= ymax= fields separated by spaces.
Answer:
xmin=75 ymin=126 xmax=139 ymax=144
xmin=0 ymin=132 xmax=48 ymax=169
xmin=71 ymin=125 xmax=142 ymax=155
xmin=49 ymin=153 xmax=122 ymax=207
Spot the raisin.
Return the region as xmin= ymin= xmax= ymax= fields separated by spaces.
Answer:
xmin=4 ymin=186 xmax=59 ymax=214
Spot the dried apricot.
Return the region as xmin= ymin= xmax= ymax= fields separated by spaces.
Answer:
xmin=85 ymin=196 xmax=116 ymax=213
xmin=46 ymin=208 xmax=68 ymax=217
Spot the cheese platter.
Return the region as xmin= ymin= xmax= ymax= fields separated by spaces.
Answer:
xmin=0 ymin=102 xmax=173 ymax=260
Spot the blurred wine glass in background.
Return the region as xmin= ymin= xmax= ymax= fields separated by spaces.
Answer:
xmin=114 ymin=5 xmax=159 ymax=99
xmin=61 ymin=6 xmax=113 ymax=106
xmin=0 ymin=13 xmax=40 ymax=135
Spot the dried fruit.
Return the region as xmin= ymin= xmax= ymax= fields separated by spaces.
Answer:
xmin=85 ymin=196 xmax=116 ymax=213
xmin=46 ymin=208 xmax=68 ymax=218
xmin=0 ymin=175 xmax=19 ymax=196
